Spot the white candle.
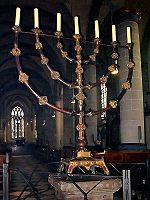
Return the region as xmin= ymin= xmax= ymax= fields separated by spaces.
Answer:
xmin=127 ymin=26 xmax=131 ymax=43
xmin=112 ymin=24 xmax=116 ymax=42
xmin=95 ymin=20 xmax=99 ymax=38
xmin=15 ymin=7 xmax=21 ymax=26
xmin=34 ymin=8 xmax=39 ymax=28
xmin=74 ymin=16 xmax=79 ymax=35
xmin=57 ymin=13 xmax=61 ymax=32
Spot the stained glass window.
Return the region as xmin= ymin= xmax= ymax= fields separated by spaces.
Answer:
xmin=11 ymin=106 xmax=25 ymax=139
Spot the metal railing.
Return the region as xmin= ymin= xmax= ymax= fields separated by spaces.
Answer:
xmin=2 ymin=159 xmax=150 ymax=200
xmin=3 ymin=163 xmax=53 ymax=200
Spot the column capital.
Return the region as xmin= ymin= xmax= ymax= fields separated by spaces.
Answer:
xmin=113 ymin=9 xmax=141 ymax=25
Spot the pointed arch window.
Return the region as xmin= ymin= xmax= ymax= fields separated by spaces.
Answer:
xmin=11 ymin=106 xmax=25 ymax=139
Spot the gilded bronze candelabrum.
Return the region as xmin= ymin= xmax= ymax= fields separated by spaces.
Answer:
xmin=11 ymin=16 xmax=134 ymax=174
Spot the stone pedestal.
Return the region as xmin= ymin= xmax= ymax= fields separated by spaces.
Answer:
xmin=48 ymin=173 xmax=122 ymax=200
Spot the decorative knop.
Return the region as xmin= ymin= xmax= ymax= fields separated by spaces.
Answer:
xmin=11 ymin=47 xmax=21 ymax=56
xmin=89 ymin=54 xmax=96 ymax=61
xmin=39 ymin=96 xmax=48 ymax=105
xmin=41 ymin=55 xmax=49 ymax=65
xmin=122 ymin=81 xmax=131 ymax=90
xmin=19 ymin=72 xmax=29 ymax=83
xmin=55 ymin=31 xmax=63 ymax=38
xmin=111 ymin=52 xmax=119 ymax=60
xmin=108 ymin=64 xmax=116 ymax=73
xmin=109 ymin=100 xmax=118 ymax=108
xmin=57 ymin=42 xmax=63 ymax=49
xmin=61 ymin=51 xmax=68 ymax=58
xmin=76 ymin=123 xmax=86 ymax=131
xmin=35 ymin=42 xmax=43 ymax=49
xmin=33 ymin=28 xmax=42 ymax=35
xmin=75 ymin=67 xmax=83 ymax=74
xmin=127 ymin=61 xmax=135 ymax=69
xmin=76 ymin=92 xmax=85 ymax=101
xmin=51 ymin=70 xmax=60 ymax=80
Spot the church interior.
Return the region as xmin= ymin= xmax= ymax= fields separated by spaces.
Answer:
xmin=0 ymin=0 xmax=150 ymax=199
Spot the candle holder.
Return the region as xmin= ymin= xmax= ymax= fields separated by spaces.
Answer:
xmin=11 ymin=20 xmax=134 ymax=175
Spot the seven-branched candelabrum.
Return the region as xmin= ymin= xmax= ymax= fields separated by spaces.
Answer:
xmin=11 ymin=24 xmax=134 ymax=156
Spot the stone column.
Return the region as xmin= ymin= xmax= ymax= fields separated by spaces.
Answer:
xmin=114 ymin=10 xmax=145 ymax=147
xmin=55 ymin=96 xmax=64 ymax=149
xmin=85 ymin=65 xmax=97 ymax=146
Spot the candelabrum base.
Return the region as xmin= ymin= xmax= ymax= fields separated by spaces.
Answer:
xmin=58 ymin=151 xmax=109 ymax=175
xmin=76 ymin=150 xmax=91 ymax=158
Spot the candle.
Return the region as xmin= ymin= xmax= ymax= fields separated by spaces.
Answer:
xmin=57 ymin=13 xmax=61 ymax=32
xmin=74 ymin=16 xmax=79 ymax=35
xmin=34 ymin=8 xmax=39 ymax=28
xmin=127 ymin=26 xmax=131 ymax=43
xmin=112 ymin=25 xmax=116 ymax=42
xmin=15 ymin=7 xmax=21 ymax=26
xmin=95 ymin=20 xmax=99 ymax=38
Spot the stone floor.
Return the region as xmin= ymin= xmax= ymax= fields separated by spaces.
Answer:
xmin=6 ymin=144 xmax=56 ymax=199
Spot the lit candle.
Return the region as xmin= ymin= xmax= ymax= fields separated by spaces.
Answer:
xmin=15 ymin=7 xmax=21 ymax=26
xmin=74 ymin=16 xmax=79 ymax=35
xmin=112 ymin=24 xmax=116 ymax=42
xmin=57 ymin=13 xmax=61 ymax=32
xmin=95 ymin=20 xmax=99 ymax=38
xmin=34 ymin=8 xmax=39 ymax=28
xmin=127 ymin=26 xmax=131 ymax=43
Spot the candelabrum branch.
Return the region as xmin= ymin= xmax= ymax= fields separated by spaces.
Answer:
xmin=56 ymin=32 xmax=100 ymax=64
xmin=20 ymin=29 xmax=128 ymax=49
xmin=11 ymin=26 xmax=117 ymax=118
xmin=88 ymin=38 xmax=100 ymax=62
xmin=55 ymin=31 xmax=76 ymax=63
xmin=85 ymin=106 xmax=112 ymax=116
xmin=32 ymin=28 xmax=74 ymax=88
xmin=11 ymin=26 xmax=73 ymax=115
xmin=126 ymin=43 xmax=134 ymax=83
xmin=11 ymin=26 xmax=135 ymax=120
xmin=25 ymin=81 xmax=72 ymax=115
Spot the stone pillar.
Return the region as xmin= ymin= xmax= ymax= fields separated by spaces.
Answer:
xmin=85 ymin=65 xmax=97 ymax=146
xmin=55 ymin=96 xmax=64 ymax=149
xmin=145 ymin=116 xmax=150 ymax=149
xmin=114 ymin=10 xmax=145 ymax=147
xmin=47 ymin=109 xmax=57 ymax=148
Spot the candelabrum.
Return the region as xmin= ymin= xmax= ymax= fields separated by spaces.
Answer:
xmin=11 ymin=8 xmax=134 ymax=174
